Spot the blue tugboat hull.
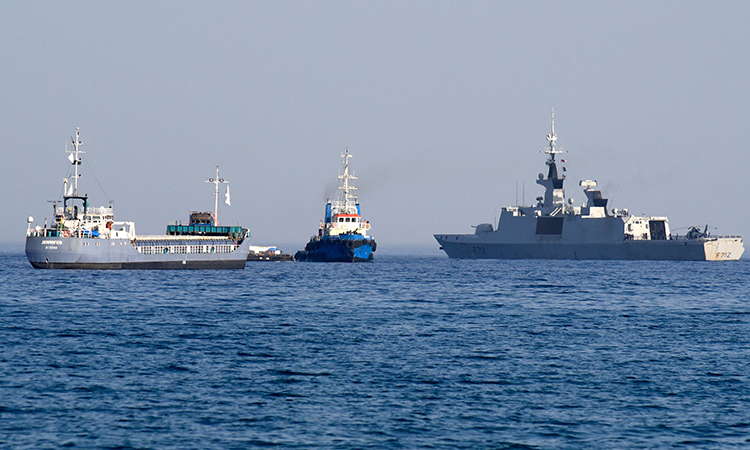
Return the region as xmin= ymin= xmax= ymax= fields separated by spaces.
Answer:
xmin=295 ymin=236 xmax=375 ymax=262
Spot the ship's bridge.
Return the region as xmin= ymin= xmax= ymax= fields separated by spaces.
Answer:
xmin=324 ymin=213 xmax=371 ymax=236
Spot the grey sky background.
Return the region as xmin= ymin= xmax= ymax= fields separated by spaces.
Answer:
xmin=2 ymin=1 xmax=748 ymax=251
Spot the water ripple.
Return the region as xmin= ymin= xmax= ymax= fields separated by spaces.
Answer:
xmin=1 ymin=253 xmax=750 ymax=448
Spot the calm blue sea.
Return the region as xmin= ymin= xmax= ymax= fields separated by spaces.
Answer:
xmin=1 ymin=247 xmax=749 ymax=449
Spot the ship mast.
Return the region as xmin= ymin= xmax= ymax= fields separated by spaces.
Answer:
xmin=66 ymin=128 xmax=85 ymax=196
xmin=205 ymin=166 xmax=229 ymax=224
xmin=545 ymin=109 xmax=563 ymax=160
xmin=338 ymin=148 xmax=358 ymax=213
xmin=536 ymin=109 xmax=567 ymax=213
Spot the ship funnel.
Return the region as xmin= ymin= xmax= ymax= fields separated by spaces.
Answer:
xmin=325 ymin=202 xmax=332 ymax=223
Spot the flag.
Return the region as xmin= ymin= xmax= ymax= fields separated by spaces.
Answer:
xmin=66 ymin=181 xmax=74 ymax=196
xmin=225 ymin=185 xmax=231 ymax=206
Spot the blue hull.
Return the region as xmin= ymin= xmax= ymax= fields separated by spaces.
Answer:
xmin=295 ymin=236 xmax=375 ymax=262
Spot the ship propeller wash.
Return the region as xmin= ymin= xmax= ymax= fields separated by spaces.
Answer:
xmin=434 ymin=112 xmax=744 ymax=261
xmin=295 ymin=148 xmax=376 ymax=262
xmin=25 ymin=129 xmax=251 ymax=269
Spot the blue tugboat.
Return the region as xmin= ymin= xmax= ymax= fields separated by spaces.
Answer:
xmin=295 ymin=148 xmax=376 ymax=262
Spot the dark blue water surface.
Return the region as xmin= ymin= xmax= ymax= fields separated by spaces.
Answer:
xmin=1 ymin=248 xmax=749 ymax=449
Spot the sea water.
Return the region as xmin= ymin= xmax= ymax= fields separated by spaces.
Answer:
xmin=1 ymin=247 xmax=749 ymax=449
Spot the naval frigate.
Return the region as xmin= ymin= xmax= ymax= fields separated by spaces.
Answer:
xmin=434 ymin=112 xmax=744 ymax=261
xmin=25 ymin=129 xmax=251 ymax=269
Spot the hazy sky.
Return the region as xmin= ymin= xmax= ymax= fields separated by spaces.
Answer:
xmin=3 ymin=1 xmax=749 ymax=251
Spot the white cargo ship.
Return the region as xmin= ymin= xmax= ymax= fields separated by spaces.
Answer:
xmin=434 ymin=112 xmax=744 ymax=261
xmin=25 ymin=129 xmax=251 ymax=269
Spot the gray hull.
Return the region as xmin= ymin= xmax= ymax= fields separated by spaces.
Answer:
xmin=25 ymin=236 xmax=250 ymax=269
xmin=435 ymin=234 xmax=744 ymax=261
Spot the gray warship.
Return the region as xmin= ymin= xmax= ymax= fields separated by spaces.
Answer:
xmin=434 ymin=112 xmax=744 ymax=261
xmin=25 ymin=129 xmax=251 ymax=269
